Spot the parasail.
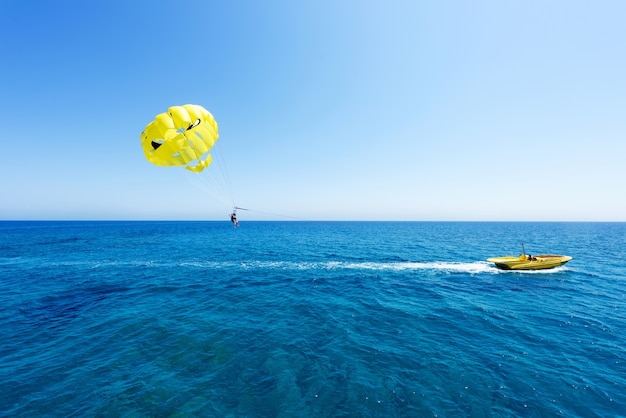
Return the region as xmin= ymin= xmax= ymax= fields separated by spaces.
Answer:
xmin=140 ymin=104 xmax=219 ymax=173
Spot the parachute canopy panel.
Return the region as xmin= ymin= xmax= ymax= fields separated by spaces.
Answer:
xmin=140 ymin=104 xmax=219 ymax=173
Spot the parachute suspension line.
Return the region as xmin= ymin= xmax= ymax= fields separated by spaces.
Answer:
xmin=232 ymin=207 xmax=304 ymax=220
xmin=185 ymin=171 xmax=233 ymax=209
xmin=183 ymin=134 xmax=239 ymax=211
xmin=210 ymin=139 xmax=236 ymax=207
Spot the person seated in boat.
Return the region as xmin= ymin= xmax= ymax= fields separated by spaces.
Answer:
xmin=527 ymin=255 xmax=537 ymax=261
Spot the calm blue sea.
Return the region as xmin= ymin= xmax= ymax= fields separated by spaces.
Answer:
xmin=1 ymin=221 xmax=625 ymax=417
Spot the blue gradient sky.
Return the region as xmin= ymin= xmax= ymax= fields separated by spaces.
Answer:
xmin=1 ymin=1 xmax=625 ymax=220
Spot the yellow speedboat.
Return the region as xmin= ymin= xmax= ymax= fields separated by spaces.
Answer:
xmin=487 ymin=254 xmax=573 ymax=270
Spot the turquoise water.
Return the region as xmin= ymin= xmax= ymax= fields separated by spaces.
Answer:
xmin=1 ymin=221 xmax=624 ymax=417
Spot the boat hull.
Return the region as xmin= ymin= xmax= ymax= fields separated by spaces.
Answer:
xmin=487 ymin=255 xmax=572 ymax=270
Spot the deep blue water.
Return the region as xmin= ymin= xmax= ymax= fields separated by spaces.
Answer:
xmin=1 ymin=221 xmax=624 ymax=417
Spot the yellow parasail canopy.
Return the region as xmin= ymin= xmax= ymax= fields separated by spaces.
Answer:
xmin=140 ymin=104 xmax=219 ymax=173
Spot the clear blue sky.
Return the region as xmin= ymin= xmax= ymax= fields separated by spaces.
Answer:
xmin=1 ymin=0 xmax=625 ymax=221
